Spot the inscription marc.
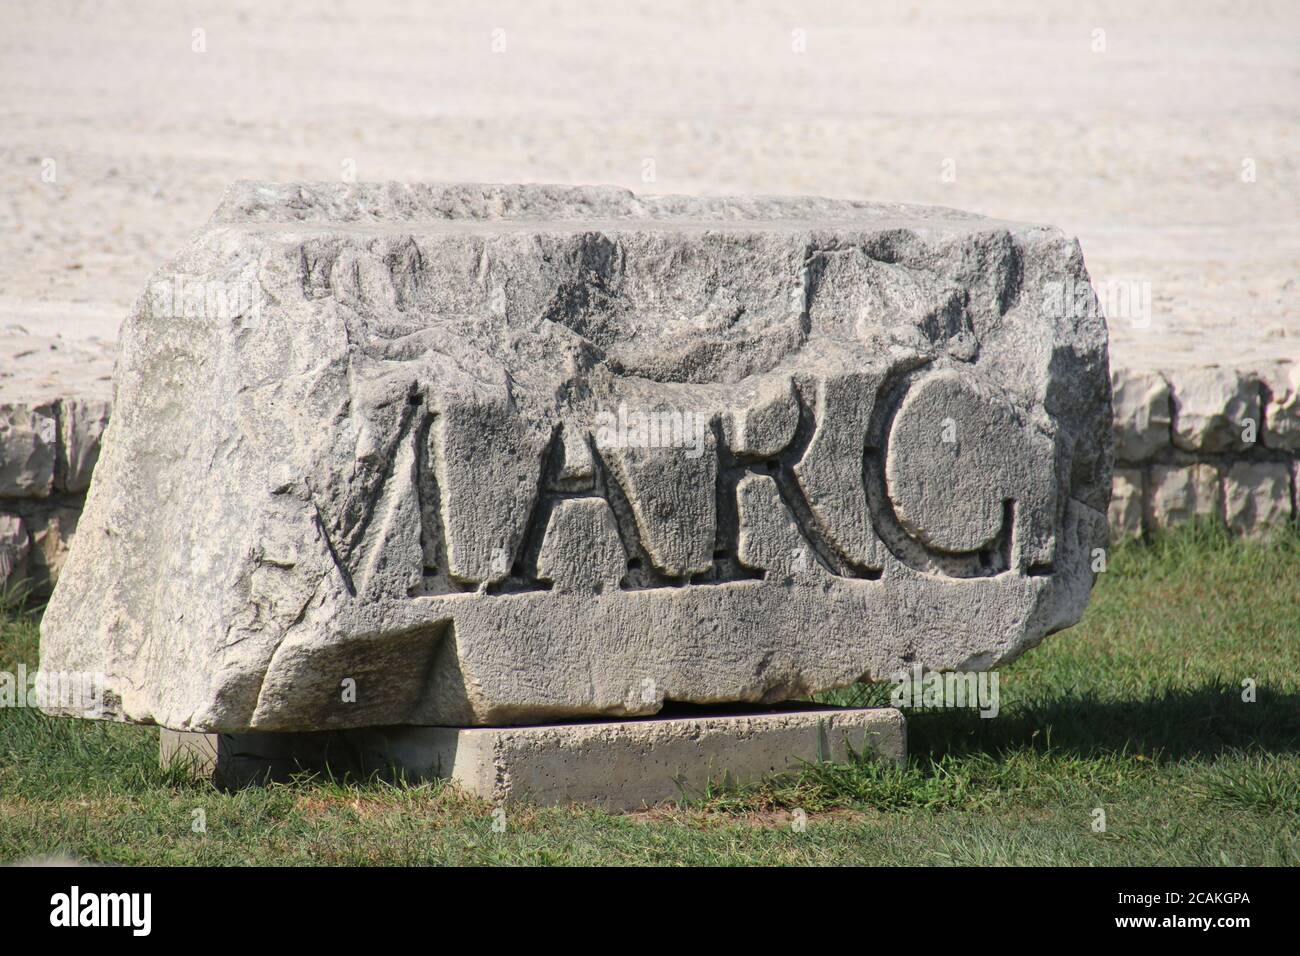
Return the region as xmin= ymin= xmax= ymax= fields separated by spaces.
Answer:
xmin=345 ymin=367 xmax=1058 ymax=599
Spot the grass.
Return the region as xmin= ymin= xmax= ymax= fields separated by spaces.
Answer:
xmin=1 ymin=523 xmax=1297 ymax=865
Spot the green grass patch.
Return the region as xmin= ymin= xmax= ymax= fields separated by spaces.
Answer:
xmin=2 ymin=525 xmax=1297 ymax=865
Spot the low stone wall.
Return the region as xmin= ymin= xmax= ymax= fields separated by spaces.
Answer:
xmin=1109 ymin=364 xmax=1299 ymax=539
xmin=0 ymin=332 xmax=113 ymax=596
xmin=0 ymin=400 xmax=109 ymax=595
xmin=1 ymin=337 xmax=1296 ymax=596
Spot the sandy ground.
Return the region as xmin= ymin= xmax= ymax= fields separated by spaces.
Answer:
xmin=2 ymin=0 xmax=1297 ymax=392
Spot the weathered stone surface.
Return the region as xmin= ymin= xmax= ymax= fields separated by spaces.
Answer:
xmin=722 ymin=376 xmax=799 ymax=458
xmin=1223 ymin=462 xmax=1292 ymax=537
xmin=0 ymin=333 xmax=114 ymax=596
xmin=1111 ymin=368 xmax=1171 ymax=462
xmin=0 ymin=504 xmax=82 ymax=597
xmin=40 ymin=183 xmax=1113 ymax=732
xmin=885 ymin=369 xmax=1057 ymax=568
xmin=0 ymin=402 xmax=58 ymax=497
xmin=1169 ymin=367 xmax=1259 ymax=454
xmin=1147 ymin=463 xmax=1223 ymax=530
xmin=58 ymin=398 xmax=112 ymax=493
xmin=1261 ymin=362 xmax=1300 ymax=451
xmin=535 ymin=497 xmax=626 ymax=594
xmin=1108 ymin=468 xmax=1144 ymax=539
xmin=162 ymin=707 xmax=907 ymax=808
xmin=25 ymin=506 xmax=81 ymax=588
xmin=439 ymin=708 xmax=905 ymax=809
xmin=0 ymin=514 xmax=30 ymax=588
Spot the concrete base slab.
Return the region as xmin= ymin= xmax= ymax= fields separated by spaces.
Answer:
xmin=159 ymin=726 xmax=219 ymax=777
xmin=161 ymin=706 xmax=906 ymax=810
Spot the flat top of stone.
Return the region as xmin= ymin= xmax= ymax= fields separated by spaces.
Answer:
xmin=211 ymin=182 xmax=1035 ymax=234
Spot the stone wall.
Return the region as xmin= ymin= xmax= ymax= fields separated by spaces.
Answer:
xmin=0 ymin=332 xmax=113 ymax=596
xmin=1109 ymin=364 xmax=1299 ymax=539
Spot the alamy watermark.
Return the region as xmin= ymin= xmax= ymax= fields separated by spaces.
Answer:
xmin=50 ymin=886 xmax=151 ymax=936
xmin=890 ymin=663 xmax=1000 ymax=718
xmin=0 ymin=664 xmax=106 ymax=717
xmin=148 ymin=274 xmax=262 ymax=323
xmin=594 ymin=403 xmax=708 ymax=460
xmin=1042 ymin=276 xmax=1151 ymax=329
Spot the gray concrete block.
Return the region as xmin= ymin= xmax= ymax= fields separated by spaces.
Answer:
xmin=159 ymin=728 xmax=219 ymax=777
xmin=161 ymin=707 xmax=906 ymax=810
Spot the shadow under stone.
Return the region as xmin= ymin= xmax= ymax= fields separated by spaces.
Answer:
xmin=902 ymin=682 xmax=1300 ymax=762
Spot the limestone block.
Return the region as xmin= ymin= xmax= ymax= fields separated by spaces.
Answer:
xmin=0 ymin=515 xmax=30 ymax=589
xmin=40 ymin=183 xmax=1113 ymax=732
xmin=1223 ymin=462 xmax=1292 ymax=537
xmin=1110 ymin=368 xmax=1171 ymax=462
xmin=1260 ymin=362 xmax=1300 ymax=451
xmin=1147 ymin=463 xmax=1223 ymax=531
xmin=25 ymin=506 xmax=82 ymax=591
xmin=0 ymin=402 xmax=58 ymax=497
xmin=59 ymin=398 xmax=112 ymax=493
xmin=1169 ymin=367 xmax=1259 ymax=454
xmin=1108 ymin=468 xmax=1144 ymax=540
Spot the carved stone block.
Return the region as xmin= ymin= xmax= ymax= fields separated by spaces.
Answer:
xmin=40 ymin=183 xmax=1113 ymax=732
